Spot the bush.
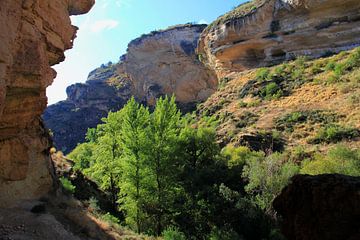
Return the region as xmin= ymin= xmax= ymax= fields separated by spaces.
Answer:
xmin=242 ymin=152 xmax=299 ymax=214
xmin=259 ymin=82 xmax=283 ymax=100
xmin=309 ymin=124 xmax=359 ymax=144
xmin=275 ymin=110 xmax=339 ymax=132
xmin=162 ymin=226 xmax=186 ymax=240
xmin=256 ymin=68 xmax=270 ymax=82
xmin=208 ymin=227 xmax=241 ymax=240
xmin=60 ymin=177 xmax=76 ymax=194
xmin=325 ymin=61 xmax=336 ymax=71
xmin=101 ymin=212 xmax=120 ymax=225
xmin=301 ymin=145 xmax=360 ymax=176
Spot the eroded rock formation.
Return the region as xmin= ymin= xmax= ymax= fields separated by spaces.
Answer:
xmin=198 ymin=0 xmax=360 ymax=77
xmin=44 ymin=64 xmax=131 ymax=153
xmin=124 ymin=24 xmax=218 ymax=106
xmin=44 ymin=24 xmax=218 ymax=154
xmin=0 ymin=0 xmax=94 ymax=207
xmin=273 ymin=174 xmax=360 ymax=240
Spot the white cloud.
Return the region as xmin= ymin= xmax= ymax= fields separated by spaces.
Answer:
xmin=90 ymin=19 xmax=119 ymax=33
xmin=197 ymin=19 xmax=209 ymax=25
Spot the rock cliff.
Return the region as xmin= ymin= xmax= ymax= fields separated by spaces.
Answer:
xmin=123 ymin=24 xmax=217 ymax=107
xmin=44 ymin=24 xmax=218 ymax=154
xmin=44 ymin=63 xmax=131 ymax=153
xmin=273 ymin=174 xmax=360 ymax=240
xmin=198 ymin=0 xmax=360 ymax=77
xmin=0 ymin=0 xmax=94 ymax=207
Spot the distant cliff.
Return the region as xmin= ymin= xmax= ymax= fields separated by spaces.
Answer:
xmin=198 ymin=0 xmax=360 ymax=77
xmin=44 ymin=24 xmax=218 ymax=153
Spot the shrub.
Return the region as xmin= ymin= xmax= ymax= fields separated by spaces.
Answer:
xmin=301 ymin=145 xmax=360 ymax=176
xmin=60 ymin=177 xmax=76 ymax=194
xmin=256 ymin=68 xmax=270 ymax=82
xmin=309 ymin=124 xmax=359 ymax=144
xmin=260 ymin=82 xmax=283 ymax=100
xmin=208 ymin=227 xmax=241 ymax=240
xmin=275 ymin=110 xmax=339 ymax=132
xmin=162 ymin=226 xmax=186 ymax=240
xmin=325 ymin=60 xmax=336 ymax=71
xmin=242 ymin=152 xmax=299 ymax=214
xmin=345 ymin=47 xmax=360 ymax=69
xmin=101 ymin=212 xmax=120 ymax=225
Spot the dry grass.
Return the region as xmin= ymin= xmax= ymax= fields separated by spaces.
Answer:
xmin=200 ymin=48 xmax=360 ymax=150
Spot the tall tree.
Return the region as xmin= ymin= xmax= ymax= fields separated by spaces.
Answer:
xmin=118 ymin=97 xmax=150 ymax=233
xmin=147 ymin=95 xmax=181 ymax=235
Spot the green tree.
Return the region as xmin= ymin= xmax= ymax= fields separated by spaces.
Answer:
xmin=118 ymin=97 xmax=150 ymax=233
xmin=242 ymin=152 xmax=299 ymax=216
xmin=146 ymin=95 xmax=181 ymax=235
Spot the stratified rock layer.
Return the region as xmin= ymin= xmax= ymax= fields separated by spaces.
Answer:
xmin=0 ymin=0 xmax=94 ymax=207
xmin=44 ymin=24 xmax=218 ymax=154
xmin=273 ymin=174 xmax=360 ymax=240
xmin=198 ymin=0 xmax=360 ymax=77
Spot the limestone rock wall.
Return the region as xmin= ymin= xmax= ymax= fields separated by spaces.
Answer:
xmin=0 ymin=0 xmax=94 ymax=207
xmin=198 ymin=0 xmax=360 ymax=77
xmin=124 ymin=24 xmax=218 ymax=106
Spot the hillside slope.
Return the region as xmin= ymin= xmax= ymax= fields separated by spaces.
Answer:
xmin=198 ymin=47 xmax=360 ymax=152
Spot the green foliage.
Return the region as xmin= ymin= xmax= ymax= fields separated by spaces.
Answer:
xmin=309 ymin=124 xmax=359 ymax=144
xmin=256 ymin=68 xmax=270 ymax=82
xmin=101 ymin=212 xmax=121 ymax=225
xmin=68 ymin=142 xmax=94 ymax=170
xmin=275 ymin=110 xmax=339 ymax=132
xmin=60 ymin=177 xmax=76 ymax=194
xmin=162 ymin=226 xmax=186 ymax=240
xmin=208 ymin=227 xmax=241 ymax=240
xmin=242 ymin=152 xmax=299 ymax=215
xmin=325 ymin=60 xmax=336 ymax=71
xmin=260 ymin=82 xmax=283 ymax=100
xmin=222 ymin=145 xmax=253 ymax=168
xmin=301 ymin=145 xmax=360 ymax=176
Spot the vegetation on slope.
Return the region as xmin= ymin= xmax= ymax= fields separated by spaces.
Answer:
xmin=63 ymin=48 xmax=360 ymax=239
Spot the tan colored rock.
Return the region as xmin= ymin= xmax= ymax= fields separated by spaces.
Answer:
xmin=198 ymin=0 xmax=360 ymax=77
xmin=0 ymin=0 xmax=94 ymax=207
xmin=123 ymin=24 xmax=218 ymax=106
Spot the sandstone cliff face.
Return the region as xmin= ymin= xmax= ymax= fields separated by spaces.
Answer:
xmin=0 ymin=0 xmax=94 ymax=207
xmin=44 ymin=64 xmax=131 ymax=153
xmin=198 ymin=0 xmax=360 ymax=77
xmin=123 ymin=24 xmax=218 ymax=107
xmin=273 ymin=174 xmax=360 ymax=240
xmin=44 ymin=24 xmax=218 ymax=154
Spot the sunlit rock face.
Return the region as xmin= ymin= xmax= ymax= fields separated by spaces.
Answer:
xmin=198 ymin=0 xmax=360 ymax=77
xmin=43 ymin=24 xmax=218 ymax=154
xmin=0 ymin=0 xmax=94 ymax=207
xmin=123 ymin=24 xmax=218 ymax=107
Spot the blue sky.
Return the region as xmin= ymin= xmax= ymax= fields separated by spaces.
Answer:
xmin=47 ymin=0 xmax=244 ymax=104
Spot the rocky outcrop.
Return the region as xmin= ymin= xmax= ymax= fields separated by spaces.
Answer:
xmin=44 ymin=24 xmax=218 ymax=154
xmin=123 ymin=24 xmax=218 ymax=107
xmin=0 ymin=0 xmax=94 ymax=207
xmin=44 ymin=64 xmax=131 ymax=153
xmin=198 ymin=0 xmax=360 ymax=77
xmin=273 ymin=174 xmax=360 ymax=240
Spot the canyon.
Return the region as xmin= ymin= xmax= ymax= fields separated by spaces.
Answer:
xmin=0 ymin=0 xmax=359 ymax=239
xmin=44 ymin=24 xmax=217 ymax=153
